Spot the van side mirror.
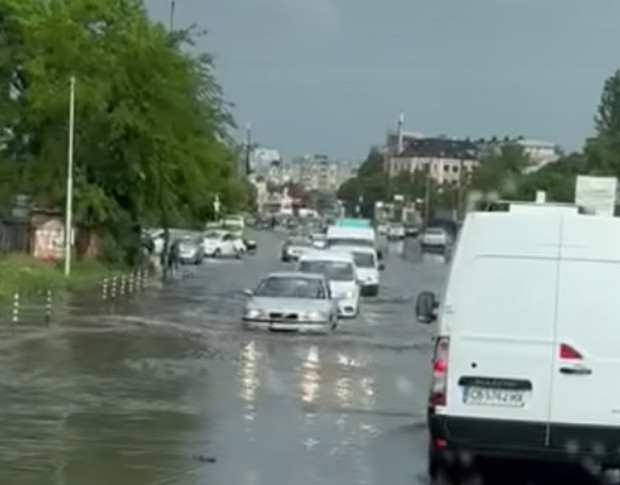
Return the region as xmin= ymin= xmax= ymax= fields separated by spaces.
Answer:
xmin=243 ymin=289 xmax=253 ymax=297
xmin=378 ymin=263 xmax=385 ymax=271
xmin=377 ymin=250 xmax=383 ymax=260
xmin=416 ymin=291 xmax=438 ymax=324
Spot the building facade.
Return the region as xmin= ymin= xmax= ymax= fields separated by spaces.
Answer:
xmin=386 ymin=137 xmax=480 ymax=185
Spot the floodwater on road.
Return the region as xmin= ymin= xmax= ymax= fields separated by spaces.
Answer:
xmin=0 ymin=231 xmax=603 ymax=485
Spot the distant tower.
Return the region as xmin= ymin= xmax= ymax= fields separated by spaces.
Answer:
xmin=396 ymin=113 xmax=404 ymax=154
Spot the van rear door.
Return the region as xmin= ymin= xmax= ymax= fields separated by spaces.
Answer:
xmin=549 ymin=216 xmax=620 ymax=453
xmin=443 ymin=213 xmax=561 ymax=448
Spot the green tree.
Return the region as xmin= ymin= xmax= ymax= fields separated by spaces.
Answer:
xmin=0 ymin=0 xmax=250 ymax=262
xmin=470 ymin=143 xmax=531 ymax=198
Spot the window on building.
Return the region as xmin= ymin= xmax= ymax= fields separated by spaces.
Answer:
xmin=443 ymin=165 xmax=449 ymax=171
xmin=452 ymin=164 xmax=459 ymax=172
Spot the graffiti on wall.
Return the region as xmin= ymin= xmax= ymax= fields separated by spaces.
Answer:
xmin=33 ymin=219 xmax=67 ymax=260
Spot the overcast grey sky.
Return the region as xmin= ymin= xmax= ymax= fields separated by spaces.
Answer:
xmin=146 ymin=0 xmax=620 ymax=159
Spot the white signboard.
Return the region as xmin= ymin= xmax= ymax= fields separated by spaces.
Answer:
xmin=575 ymin=175 xmax=618 ymax=216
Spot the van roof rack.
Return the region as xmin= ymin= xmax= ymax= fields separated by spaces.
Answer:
xmin=478 ymin=200 xmax=589 ymax=214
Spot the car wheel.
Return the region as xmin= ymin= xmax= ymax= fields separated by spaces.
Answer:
xmin=235 ymin=250 xmax=242 ymax=259
xmin=213 ymin=248 xmax=221 ymax=258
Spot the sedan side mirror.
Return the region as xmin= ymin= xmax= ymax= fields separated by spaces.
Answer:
xmin=416 ymin=291 xmax=438 ymax=324
xmin=243 ymin=288 xmax=253 ymax=297
xmin=378 ymin=263 xmax=385 ymax=271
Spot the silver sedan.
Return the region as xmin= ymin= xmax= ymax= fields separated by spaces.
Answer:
xmin=242 ymin=272 xmax=339 ymax=333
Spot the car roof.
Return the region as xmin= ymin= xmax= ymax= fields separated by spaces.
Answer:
xmin=266 ymin=271 xmax=326 ymax=280
xmin=299 ymin=249 xmax=355 ymax=262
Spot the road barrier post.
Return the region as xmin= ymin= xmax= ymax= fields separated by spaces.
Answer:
xmin=102 ymin=277 xmax=108 ymax=300
xmin=12 ymin=292 xmax=19 ymax=324
xmin=120 ymin=274 xmax=126 ymax=295
xmin=111 ymin=276 xmax=117 ymax=299
xmin=45 ymin=290 xmax=52 ymax=324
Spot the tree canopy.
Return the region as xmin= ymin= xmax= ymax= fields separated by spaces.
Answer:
xmin=0 ymin=0 xmax=251 ymax=261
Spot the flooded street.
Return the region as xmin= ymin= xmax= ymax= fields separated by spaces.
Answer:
xmin=0 ymin=231 xmax=602 ymax=485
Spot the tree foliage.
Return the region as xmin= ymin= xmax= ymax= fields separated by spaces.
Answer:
xmin=0 ymin=0 xmax=251 ymax=261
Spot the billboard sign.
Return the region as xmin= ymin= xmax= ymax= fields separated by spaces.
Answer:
xmin=575 ymin=175 xmax=618 ymax=216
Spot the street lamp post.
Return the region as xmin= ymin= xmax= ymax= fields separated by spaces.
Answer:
xmin=245 ymin=122 xmax=252 ymax=176
xmin=63 ymin=76 xmax=76 ymax=277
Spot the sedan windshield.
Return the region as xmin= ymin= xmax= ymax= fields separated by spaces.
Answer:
xmin=254 ymin=277 xmax=326 ymax=299
xmin=353 ymin=252 xmax=375 ymax=268
xmin=299 ymin=260 xmax=355 ymax=282
xmin=426 ymin=228 xmax=445 ymax=235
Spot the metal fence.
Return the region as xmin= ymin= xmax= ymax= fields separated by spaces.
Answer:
xmin=0 ymin=220 xmax=31 ymax=253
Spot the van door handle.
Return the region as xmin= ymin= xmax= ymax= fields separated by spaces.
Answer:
xmin=559 ymin=366 xmax=592 ymax=376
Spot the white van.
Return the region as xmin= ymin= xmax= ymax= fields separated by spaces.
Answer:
xmin=326 ymin=226 xmax=375 ymax=249
xmin=416 ymin=203 xmax=620 ymax=479
xmin=298 ymin=250 xmax=360 ymax=317
xmin=332 ymin=245 xmax=383 ymax=296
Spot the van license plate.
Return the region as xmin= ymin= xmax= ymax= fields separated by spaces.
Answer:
xmin=463 ymin=387 xmax=526 ymax=408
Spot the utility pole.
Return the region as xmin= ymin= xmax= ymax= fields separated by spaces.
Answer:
xmin=424 ymin=164 xmax=431 ymax=229
xmin=245 ymin=122 xmax=252 ymax=176
xmin=160 ymin=0 xmax=176 ymax=281
xmin=64 ymin=76 xmax=76 ymax=277
xmin=457 ymin=158 xmax=464 ymax=221
xmin=169 ymin=0 xmax=176 ymax=32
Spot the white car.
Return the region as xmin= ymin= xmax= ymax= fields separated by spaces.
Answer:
xmin=416 ymin=202 xmax=620 ymax=480
xmin=332 ymin=245 xmax=382 ymax=296
xmin=298 ymin=250 xmax=359 ymax=318
xmin=242 ymin=272 xmax=338 ymax=333
xmin=387 ymin=223 xmax=406 ymax=240
xmin=421 ymin=227 xmax=448 ymax=250
xmin=202 ymin=230 xmax=242 ymax=258
xmin=310 ymin=233 xmax=327 ymax=249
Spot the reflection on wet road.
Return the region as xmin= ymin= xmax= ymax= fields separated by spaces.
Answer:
xmin=0 ymin=231 xmax=603 ymax=484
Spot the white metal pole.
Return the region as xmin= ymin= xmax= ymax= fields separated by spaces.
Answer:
xmin=64 ymin=76 xmax=75 ymax=277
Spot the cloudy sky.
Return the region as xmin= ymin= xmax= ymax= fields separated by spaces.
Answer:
xmin=145 ymin=0 xmax=620 ymax=159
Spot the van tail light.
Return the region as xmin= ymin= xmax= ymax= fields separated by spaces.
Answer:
xmin=559 ymin=343 xmax=583 ymax=360
xmin=429 ymin=336 xmax=450 ymax=407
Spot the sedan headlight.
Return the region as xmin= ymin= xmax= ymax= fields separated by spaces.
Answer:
xmin=244 ymin=308 xmax=264 ymax=319
xmin=304 ymin=311 xmax=327 ymax=322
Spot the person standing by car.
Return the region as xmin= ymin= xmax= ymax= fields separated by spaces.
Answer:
xmin=168 ymin=238 xmax=181 ymax=277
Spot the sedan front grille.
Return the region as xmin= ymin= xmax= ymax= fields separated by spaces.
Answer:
xmin=269 ymin=312 xmax=298 ymax=320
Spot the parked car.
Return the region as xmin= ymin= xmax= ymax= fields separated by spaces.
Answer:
xmin=203 ymin=230 xmax=243 ymax=258
xmin=387 ymin=223 xmax=406 ymax=240
xmin=178 ymin=235 xmax=205 ymax=265
xmin=242 ymin=272 xmax=339 ymax=333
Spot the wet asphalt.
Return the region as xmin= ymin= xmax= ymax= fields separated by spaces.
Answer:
xmin=0 ymin=230 xmax=605 ymax=485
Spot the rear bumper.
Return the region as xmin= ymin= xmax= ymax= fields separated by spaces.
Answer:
xmin=428 ymin=413 xmax=620 ymax=466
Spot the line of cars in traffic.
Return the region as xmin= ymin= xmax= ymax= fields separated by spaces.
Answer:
xmin=145 ymin=217 xmax=257 ymax=265
xmin=242 ymin=219 xmax=384 ymax=333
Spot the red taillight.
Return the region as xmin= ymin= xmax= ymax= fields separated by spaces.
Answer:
xmin=429 ymin=337 xmax=449 ymax=407
xmin=559 ymin=343 xmax=582 ymax=360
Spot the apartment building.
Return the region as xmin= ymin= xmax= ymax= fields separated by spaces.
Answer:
xmin=386 ymin=136 xmax=479 ymax=185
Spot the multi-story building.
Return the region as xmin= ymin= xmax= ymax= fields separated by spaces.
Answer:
xmin=386 ymin=136 xmax=480 ymax=185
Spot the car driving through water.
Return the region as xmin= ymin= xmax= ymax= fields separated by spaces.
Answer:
xmin=242 ymin=272 xmax=339 ymax=333
xmin=297 ymin=250 xmax=360 ymax=318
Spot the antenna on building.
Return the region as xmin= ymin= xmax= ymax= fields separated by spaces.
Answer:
xmin=397 ymin=112 xmax=404 ymax=154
